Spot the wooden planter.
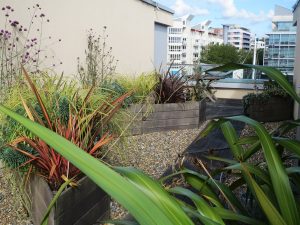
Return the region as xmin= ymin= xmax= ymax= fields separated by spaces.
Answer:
xmin=130 ymin=100 xmax=206 ymax=135
xmin=30 ymin=176 xmax=110 ymax=225
xmin=245 ymin=96 xmax=293 ymax=122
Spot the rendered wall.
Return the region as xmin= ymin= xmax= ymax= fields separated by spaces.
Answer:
xmin=0 ymin=0 xmax=173 ymax=76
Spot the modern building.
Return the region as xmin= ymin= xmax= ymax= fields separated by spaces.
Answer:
xmin=293 ymin=0 xmax=300 ymax=136
xmin=167 ymin=15 xmax=223 ymax=73
xmin=1 ymin=0 xmax=174 ymax=75
xmin=264 ymin=5 xmax=297 ymax=78
xmin=251 ymin=38 xmax=265 ymax=50
xmin=223 ymin=24 xmax=252 ymax=50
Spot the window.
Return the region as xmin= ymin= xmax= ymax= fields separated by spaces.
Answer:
xmin=169 ymin=54 xmax=181 ymax=60
xmin=168 ymin=28 xmax=182 ymax=34
xmin=276 ymin=22 xmax=296 ymax=32
xmin=280 ymin=34 xmax=289 ymax=45
xmin=168 ymin=36 xmax=181 ymax=43
xmin=269 ymin=34 xmax=280 ymax=45
xmin=168 ymin=45 xmax=181 ymax=52
xmin=288 ymin=34 xmax=296 ymax=45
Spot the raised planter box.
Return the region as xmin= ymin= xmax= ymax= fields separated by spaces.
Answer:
xmin=30 ymin=176 xmax=110 ymax=225
xmin=245 ymin=96 xmax=293 ymax=122
xmin=130 ymin=100 xmax=206 ymax=135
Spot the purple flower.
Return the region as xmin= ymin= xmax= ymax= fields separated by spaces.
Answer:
xmin=5 ymin=13 xmax=9 ymax=17
xmin=2 ymin=7 xmax=5 ymax=10
xmin=6 ymin=6 xmax=11 ymax=9
xmin=40 ymin=13 xmax=45 ymax=17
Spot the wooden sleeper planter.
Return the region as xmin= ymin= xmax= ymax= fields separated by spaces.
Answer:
xmin=30 ymin=176 xmax=110 ymax=225
xmin=130 ymin=100 xmax=206 ymax=135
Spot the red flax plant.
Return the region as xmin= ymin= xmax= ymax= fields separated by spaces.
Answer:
xmin=8 ymin=67 xmax=131 ymax=190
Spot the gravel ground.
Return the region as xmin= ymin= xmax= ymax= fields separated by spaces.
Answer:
xmin=106 ymin=123 xmax=208 ymax=220
xmin=0 ymin=165 xmax=32 ymax=225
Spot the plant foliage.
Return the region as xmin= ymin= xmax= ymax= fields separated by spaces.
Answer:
xmin=0 ymin=63 xmax=299 ymax=225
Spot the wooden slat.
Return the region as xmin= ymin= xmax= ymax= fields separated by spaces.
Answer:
xmin=141 ymin=117 xmax=199 ymax=129
xmin=142 ymin=124 xmax=200 ymax=133
xmin=144 ymin=110 xmax=199 ymax=120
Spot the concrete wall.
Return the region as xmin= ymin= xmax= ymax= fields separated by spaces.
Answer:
xmin=214 ymin=89 xmax=261 ymax=100
xmin=0 ymin=0 xmax=173 ymax=76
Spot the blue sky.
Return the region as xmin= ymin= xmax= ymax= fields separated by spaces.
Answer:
xmin=158 ymin=0 xmax=296 ymax=37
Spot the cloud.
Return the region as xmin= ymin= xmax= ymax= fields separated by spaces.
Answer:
xmin=172 ymin=0 xmax=209 ymax=16
xmin=207 ymin=0 xmax=273 ymax=23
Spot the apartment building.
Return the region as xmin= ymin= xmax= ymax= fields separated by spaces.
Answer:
xmin=167 ymin=15 xmax=223 ymax=72
xmin=264 ymin=5 xmax=297 ymax=78
xmin=223 ymin=24 xmax=252 ymax=50
xmin=251 ymin=38 xmax=265 ymax=50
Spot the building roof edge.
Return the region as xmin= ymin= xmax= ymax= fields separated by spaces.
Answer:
xmin=140 ymin=0 xmax=174 ymax=14
xmin=293 ymin=0 xmax=300 ymax=12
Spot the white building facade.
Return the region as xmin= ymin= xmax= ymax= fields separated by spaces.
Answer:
xmin=223 ymin=25 xmax=252 ymax=50
xmin=250 ymin=38 xmax=265 ymax=50
xmin=167 ymin=15 xmax=223 ymax=72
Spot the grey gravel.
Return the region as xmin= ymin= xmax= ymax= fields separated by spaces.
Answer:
xmin=0 ymin=167 xmax=32 ymax=225
xmin=107 ymin=123 xmax=208 ymax=220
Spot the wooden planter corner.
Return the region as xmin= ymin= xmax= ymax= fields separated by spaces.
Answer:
xmin=130 ymin=100 xmax=206 ymax=135
xmin=30 ymin=176 xmax=110 ymax=225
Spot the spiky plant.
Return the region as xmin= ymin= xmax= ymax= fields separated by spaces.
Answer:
xmin=1 ymin=67 xmax=131 ymax=190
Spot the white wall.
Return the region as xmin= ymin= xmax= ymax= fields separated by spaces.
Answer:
xmin=0 ymin=0 xmax=173 ymax=76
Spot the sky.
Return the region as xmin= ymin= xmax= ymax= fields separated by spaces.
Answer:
xmin=157 ymin=0 xmax=297 ymax=37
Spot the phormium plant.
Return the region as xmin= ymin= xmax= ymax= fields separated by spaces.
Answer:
xmin=5 ymin=67 xmax=131 ymax=190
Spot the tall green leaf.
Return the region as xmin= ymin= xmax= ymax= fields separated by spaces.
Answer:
xmin=227 ymin=115 xmax=300 ymax=225
xmin=0 ymin=105 xmax=193 ymax=225
xmin=241 ymin=165 xmax=287 ymax=225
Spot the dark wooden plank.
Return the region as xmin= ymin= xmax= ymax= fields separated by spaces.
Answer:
xmin=30 ymin=176 xmax=55 ymax=225
xmin=150 ymin=102 xmax=200 ymax=112
xmin=142 ymin=124 xmax=201 ymax=133
xmin=55 ymin=189 xmax=108 ymax=225
xmin=74 ymin=196 xmax=110 ymax=225
xmin=55 ymin=177 xmax=99 ymax=216
xmin=141 ymin=117 xmax=199 ymax=129
xmin=144 ymin=109 xmax=199 ymax=120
